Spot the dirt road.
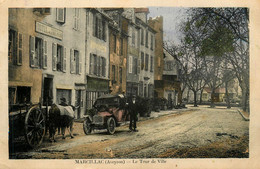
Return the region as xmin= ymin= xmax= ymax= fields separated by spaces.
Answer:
xmin=11 ymin=106 xmax=249 ymax=159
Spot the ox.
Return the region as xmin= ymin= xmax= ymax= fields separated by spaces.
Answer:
xmin=48 ymin=103 xmax=75 ymax=142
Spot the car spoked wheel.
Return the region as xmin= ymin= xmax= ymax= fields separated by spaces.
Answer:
xmin=107 ymin=117 xmax=116 ymax=135
xmin=83 ymin=118 xmax=92 ymax=135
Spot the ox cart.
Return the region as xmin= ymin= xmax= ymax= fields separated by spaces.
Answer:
xmin=9 ymin=103 xmax=47 ymax=148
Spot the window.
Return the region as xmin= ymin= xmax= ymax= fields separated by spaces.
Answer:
xmin=89 ymin=54 xmax=93 ymax=74
xmin=93 ymin=13 xmax=106 ymax=41
xmin=145 ymin=30 xmax=149 ymax=48
xmin=73 ymin=8 xmax=80 ymax=30
xmin=9 ymin=29 xmax=22 ymax=65
xmin=129 ymin=55 xmax=132 ymax=73
xmin=56 ymin=8 xmax=65 ymax=23
xmin=120 ymin=38 xmax=123 ymax=56
xmin=150 ymin=56 xmax=153 ymax=72
xmin=144 ymin=84 xmax=147 ymax=98
xmin=56 ymin=89 xmax=71 ymax=105
xmin=132 ymin=28 xmax=135 ymax=46
xmin=141 ymin=28 xmax=144 ymax=45
xmin=30 ymin=36 xmax=48 ymax=69
xmin=119 ymin=67 xmax=122 ymax=83
xmin=150 ymin=35 xmax=153 ymax=50
xmin=141 ymin=52 xmax=144 ymax=70
xmin=145 ymin=54 xmax=149 ymax=71
xmin=52 ymin=43 xmax=66 ymax=72
xmin=93 ymin=54 xmax=97 ymax=75
xmin=113 ymin=34 xmax=116 ymax=53
xmin=90 ymin=54 xmax=105 ymax=77
xmin=9 ymin=87 xmax=31 ymax=105
xmin=139 ymin=81 xmax=143 ymax=97
xmin=112 ymin=65 xmax=116 ymax=84
xmin=57 ymin=45 xmax=63 ymax=71
xmin=134 ymin=58 xmax=138 ymax=75
xmin=33 ymin=8 xmax=51 ymax=15
xmin=74 ymin=50 xmax=80 ymax=74
xmin=101 ymin=57 xmax=106 ymax=77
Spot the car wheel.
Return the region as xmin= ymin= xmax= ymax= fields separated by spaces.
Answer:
xmin=83 ymin=118 xmax=92 ymax=135
xmin=107 ymin=117 xmax=116 ymax=135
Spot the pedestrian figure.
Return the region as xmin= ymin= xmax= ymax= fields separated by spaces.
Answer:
xmin=128 ymin=95 xmax=138 ymax=132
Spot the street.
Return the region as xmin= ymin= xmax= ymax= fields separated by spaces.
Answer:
xmin=11 ymin=106 xmax=249 ymax=159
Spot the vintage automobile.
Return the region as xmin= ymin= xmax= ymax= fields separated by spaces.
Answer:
xmin=83 ymin=94 xmax=129 ymax=135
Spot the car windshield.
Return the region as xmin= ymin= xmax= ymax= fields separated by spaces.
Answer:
xmin=94 ymin=97 xmax=120 ymax=107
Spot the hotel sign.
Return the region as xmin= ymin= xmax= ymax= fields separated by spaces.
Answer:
xmin=36 ymin=22 xmax=63 ymax=40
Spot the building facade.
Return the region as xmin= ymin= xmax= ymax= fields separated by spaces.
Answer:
xmin=8 ymin=9 xmax=43 ymax=106
xmin=123 ymin=8 xmax=140 ymax=97
xmin=9 ymin=8 xmax=88 ymax=119
xmin=85 ymin=9 xmax=110 ymax=109
xmin=154 ymin=48 xmax=181 ymax=107
xmin=104 ymin=9 xmax=128 ymax=95
xmin=135 ymin=8 xmax=156 ymax=98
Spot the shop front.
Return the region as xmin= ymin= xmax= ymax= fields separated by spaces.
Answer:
xmin=86 ymin=76 xmax=109 ymax=109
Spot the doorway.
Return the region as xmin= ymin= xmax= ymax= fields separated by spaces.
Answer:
xmin=43 ymin=77 xmax=53 ymax=106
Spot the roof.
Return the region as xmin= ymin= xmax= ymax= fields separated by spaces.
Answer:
xmin=203 ymin=87 xmax=226 ymax=94
xmin=97 ymin=94 xmax=124 ymax=99
xmin=135 ymin=8 xmax=149 ymax=13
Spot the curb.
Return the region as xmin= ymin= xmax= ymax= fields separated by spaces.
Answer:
xmin=237 ymin=109 xmax=249 ymax=121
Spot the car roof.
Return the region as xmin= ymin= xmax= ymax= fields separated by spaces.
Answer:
xmin=97 ymin=94 xmax=125 ymax=99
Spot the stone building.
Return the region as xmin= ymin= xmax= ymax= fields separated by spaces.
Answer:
xmin=8 ymin=9 xmax=43 ymax=106
xmin=9 ymin=8 xmax=87 ymax=119
xmin=135 ymin=8 xmax=156 ymax=98
xmin=123 ymin=8 xmax=140 ymax=97
xmin=104 ymin=8 xmax=128 ymax=95
xmin=85 ymin=9 xmax=110 ymax=109
xmin=148 ymin=16 xmax=164 ymax=81
xmin=154 ymin=47 xmax=181 ymax=107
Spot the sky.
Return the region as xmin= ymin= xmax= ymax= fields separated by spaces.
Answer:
xmin=148 ymin=7 xmax=188 ymax=45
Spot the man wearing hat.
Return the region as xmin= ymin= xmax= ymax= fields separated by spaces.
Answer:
xmin=60 ymin=98 xmax=68 ymax=106
xmin=129 ymin=95 xmax=138 ymax=132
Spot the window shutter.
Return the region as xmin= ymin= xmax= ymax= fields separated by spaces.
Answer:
xmin=89 ymin=53 xmax=93 ymax=75
xmin=97 ymin=56 xmax=100 ymax=76
xmin=79 ymin=51 xmax=82 ymax=74
xmin=29 ymin=36 xmax=35 ymax=67
xmin=63 ymin=47 xmax=66 ymax=72
xmin=56 ymin=8 xmax=65 ymax=23
xmin=52 ymin=43 xmax=57 ymax=70
xmin=93 ymin=14 xmax=96 ymax=37
xmin=70 ymin=49 xmax=75 ymax=73
xmin=43 ymin=40 xmax=47 ymax=69
xmin=77 ymin=9 xmax=80 ymax=30
xmin=137 ymin=58 xmax=140 ymax=74
xmin=129 ymin=55 xmax=132 ymax=73
xmin=17 ymin=32 xmax=22 ymax=65
xmin=103 ymin=58 xmax=106 ymax=77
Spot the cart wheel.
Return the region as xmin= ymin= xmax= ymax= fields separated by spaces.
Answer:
xmin=83 ymin=118 xmax=92 ymax=135
xmin=107 ymin=117 xmax=116 ymax=135
xmin=24 ymin=106 xmax=46 ymax=148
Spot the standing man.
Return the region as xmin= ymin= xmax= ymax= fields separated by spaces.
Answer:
xmin=129 ymin=95 xmax=138 ymax=132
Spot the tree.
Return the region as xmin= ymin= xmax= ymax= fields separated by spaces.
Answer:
xmin=183 ymin=8 xmax=249 ymax=110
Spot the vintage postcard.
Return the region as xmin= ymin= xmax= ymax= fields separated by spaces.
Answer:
xmin=0 ymin=0 xmax=259 ymax=169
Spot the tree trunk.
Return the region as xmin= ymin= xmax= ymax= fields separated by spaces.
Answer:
xmin=199 ymin=90 xmax=203 ymax=104
xmin=187 ymin=89 xmax=190 ymax=103
xmin=193 ymin=90 xmax=198 ymax=107
xmin=241 ymin=86 xmax=249 ymax=112
xmin=225 ymin=81 xmax=231 ymax=108
xmin=210 ymin=89 xmax=215 ymax=108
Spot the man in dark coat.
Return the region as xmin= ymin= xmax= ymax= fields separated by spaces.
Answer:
xmin=128 ymin=95 xmax=138 ymax=132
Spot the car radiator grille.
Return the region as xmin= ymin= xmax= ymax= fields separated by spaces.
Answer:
xmin=93 ymin=115 xmax=104 ymax=124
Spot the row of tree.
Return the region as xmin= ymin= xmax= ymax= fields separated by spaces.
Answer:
xmin=166 ymin=8 xmax=249 ymax=112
